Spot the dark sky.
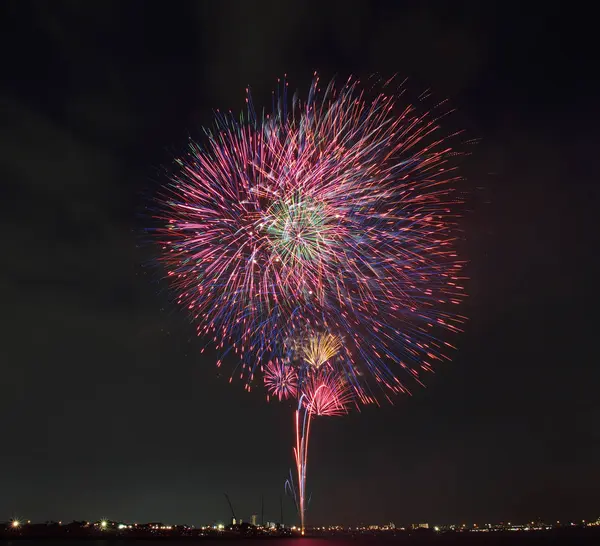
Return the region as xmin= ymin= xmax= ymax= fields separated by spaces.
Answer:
xmin=1 ymin=0 xmax=598 ymax=528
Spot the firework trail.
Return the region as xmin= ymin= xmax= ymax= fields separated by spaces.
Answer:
xmin=289 ymin=365 xmax=351 ymax=534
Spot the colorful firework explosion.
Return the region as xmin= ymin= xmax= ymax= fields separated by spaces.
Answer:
xmin=263 ymin=358 xmax=298 ymax=401
xmin=302 ymin=367 xmax=351 ymax=417
xmin=157 ymin=75 xmax=466 ymax=402
xmin=302 ymin=332 xmax=343 ymax=370
xmin=265 ymin=191 xmax=334 ymax=266
xmin=157 ymin=74 xmax=469 ymax=533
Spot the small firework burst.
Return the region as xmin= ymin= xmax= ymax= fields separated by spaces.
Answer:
xmin=302 ymin=332 xmax=342 ymax=369
xmin=264 ymin=358 xmax=298 ymax=401
xmin=301 ymin=368 xmax=352 ymax=417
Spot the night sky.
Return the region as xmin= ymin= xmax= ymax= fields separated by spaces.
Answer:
xmin=1 ymin=0 xmax=598 ymax=528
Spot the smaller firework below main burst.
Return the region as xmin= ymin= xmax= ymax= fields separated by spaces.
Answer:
xmin=301 ymin=367 xmax=352 ymax=417
xmin=302 ymin=333 xmax=343 ymax=370
xmin=264 ymin=358 xmax=298 ymax=401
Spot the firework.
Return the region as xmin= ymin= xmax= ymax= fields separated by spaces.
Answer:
xmin=302 ymin=367 xmax=351 ymax=416
xmin=279 ymin=332 xmax=352 ymax=534
xmin=157 ymin=74 xmax=468 ymax=533
xmin=157 ymin=74 xmax=466 ymax=402
xmin=264 ymin=358 xmax=298 ymax=401
xmin=289 ymin=366 xmax=351 ymax=534
xmin=302 ymin=332 xmax=342 ymax=370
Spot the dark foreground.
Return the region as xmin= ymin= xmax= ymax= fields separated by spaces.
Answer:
xmin=2 ymin=529 xmax=600 ymax=545
xmin=2 ymin=538 xmax=600 ymax=546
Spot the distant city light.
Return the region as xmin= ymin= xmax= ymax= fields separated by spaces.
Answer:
xmin=3 ymin=517 xmax=596 ymax=536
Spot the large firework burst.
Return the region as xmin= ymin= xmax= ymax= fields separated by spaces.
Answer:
xmin=157 ymin=74 xmax=466 ymax=402
xmin=156 ymin=74 xmax=470 ymax=535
